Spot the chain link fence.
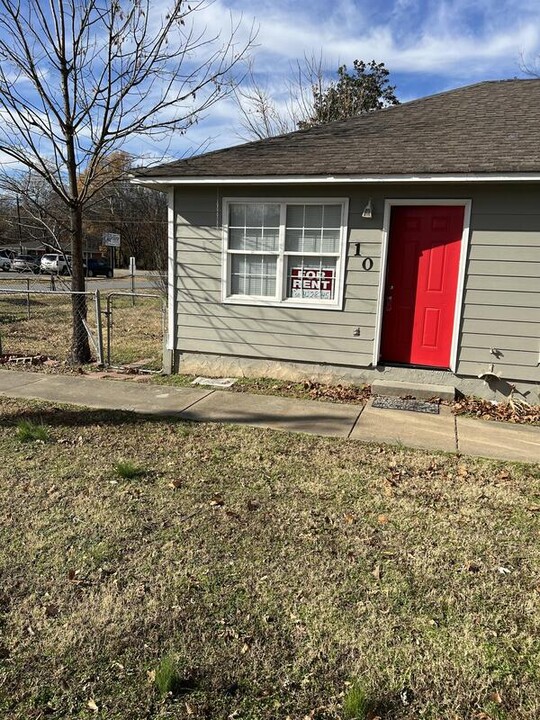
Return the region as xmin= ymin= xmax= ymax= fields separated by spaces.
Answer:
xmin=0 ymin=288 xmax=101 ymax=369
xmin=0 ymin=286 xmax=165 ymax=373
xmin=105 ymin=292 xmax=165 ymax=372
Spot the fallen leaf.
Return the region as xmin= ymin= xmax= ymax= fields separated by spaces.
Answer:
xmin=246 ymin=499 xmax=260 ymax=511
xmin=87 ymin=699 xmax=99 ymax=712
xmin=371 ymin=564 xmax=382 ymax=580
xmin=170 ymin=478 xmax=183 ymax=489
xmin=489 ymin=690 xmax=503 ymax=704
xmin=377 ymin=514 xmax=389 ymax=525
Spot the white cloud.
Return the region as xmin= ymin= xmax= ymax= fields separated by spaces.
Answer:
xmin=153 ymin=0 xmax=538 ymax=85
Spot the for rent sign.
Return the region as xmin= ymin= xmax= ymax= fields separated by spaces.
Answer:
xmin=290 ymin=267 xmax=335 ymax=299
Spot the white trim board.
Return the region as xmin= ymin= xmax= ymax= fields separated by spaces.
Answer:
xmin=132 ymin=172 xmax=540 ymax=186
xmin=166 ymin=187 xmax=176 ymax=351
xmin=373 ymin=199 xmax=472 ymax=374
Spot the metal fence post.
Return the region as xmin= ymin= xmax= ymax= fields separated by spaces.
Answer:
xmin=129 ymin=257 xmax=136 ymax=306
xmin=106 ymin=294 xmax=112 ymax=366
xmin=26 ymin=278 xmax=30 ymax=320
xmin=94 ymin=290 xmax=105 ymax=366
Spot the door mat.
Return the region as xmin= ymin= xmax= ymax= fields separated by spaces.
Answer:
xmin=372 ymin=396 xmax=440 ymax=414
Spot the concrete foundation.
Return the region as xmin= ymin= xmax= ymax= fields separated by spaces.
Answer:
xmin=371 ymin=379 xmax=456 ymax=401
xmin=173 ymin=351 xmax=540 ymax=403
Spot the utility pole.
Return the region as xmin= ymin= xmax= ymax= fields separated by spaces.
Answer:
xmin=16 ymin=195 xmax=23 ymax=254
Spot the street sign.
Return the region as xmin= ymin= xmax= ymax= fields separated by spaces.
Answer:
xmin=103 ymin=232 xmax=121 ymax=248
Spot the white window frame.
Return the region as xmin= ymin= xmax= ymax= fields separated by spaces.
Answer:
xmin=221 ymin=197 xmax=349 ymax=310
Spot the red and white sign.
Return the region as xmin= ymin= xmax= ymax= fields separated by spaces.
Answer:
xmin=290 ymin=267 xmax=334 ymax=299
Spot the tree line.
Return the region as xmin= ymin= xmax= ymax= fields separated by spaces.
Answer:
xmin=0 ymin=155 xmax=166 ymax=271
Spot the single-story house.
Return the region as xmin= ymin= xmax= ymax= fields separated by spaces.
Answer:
xmin=133 ymin=79 xmax=540 ymax=401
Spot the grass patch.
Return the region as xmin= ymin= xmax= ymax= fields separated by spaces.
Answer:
xmin=343 ymin=681 xmax=374 ymax=719
xmin=15 ymin=419 xmax=48 ymax=442
xmin=154 ymin=654 xmax=183 ymax=696
xmin=0 ymin=396 xmax=539 ymax=719
xmin=113 ymin=460 xmax=145 ymax=479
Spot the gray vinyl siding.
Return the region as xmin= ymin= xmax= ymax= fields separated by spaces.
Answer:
xmin=459 ymin=186 xmax=539 ymax=382
xmin=173 ymin=183 xmax=540 ymax=385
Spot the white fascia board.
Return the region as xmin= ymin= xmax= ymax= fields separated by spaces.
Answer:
xmin=131 ymin=172 xmax=540 ymax=186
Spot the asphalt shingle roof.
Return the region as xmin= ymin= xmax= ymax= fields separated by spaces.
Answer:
xmin=135 ymin=79 xmax=540 ymax=178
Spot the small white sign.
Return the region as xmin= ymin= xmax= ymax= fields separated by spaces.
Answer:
xmin=103 ymin=232 xmax=121 ymax=248
xmin=129 ymin=256 xmax=136 ymax=275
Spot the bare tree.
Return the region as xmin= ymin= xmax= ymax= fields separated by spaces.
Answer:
xmin=521 ymin=54 xmax=540 ymax=77
xmin=0 ymin=0 xmax=252 ymax=362
xmin=83 ymin=152 xmax=168 ymax=270
xmin=234 ymin=55 xmax=399 ymax=141
xmin=234 ymin=54 xmax=327 ymax=141
xmin=0 ymin=172 xmax=70 ymax=253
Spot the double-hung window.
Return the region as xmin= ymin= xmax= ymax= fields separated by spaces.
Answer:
xmin=223 ymin=199 xmax=348 ymax=309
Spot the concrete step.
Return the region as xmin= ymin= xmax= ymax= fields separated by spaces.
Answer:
xmin=371 ymin=379 xmax=456 ymax=402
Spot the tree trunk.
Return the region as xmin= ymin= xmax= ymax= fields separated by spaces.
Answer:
xmin=70 ymin=204 xmax=91 ymax=364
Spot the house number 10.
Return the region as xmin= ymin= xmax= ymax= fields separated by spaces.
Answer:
xmin=354 ymin=243 xmax=374 ymax=271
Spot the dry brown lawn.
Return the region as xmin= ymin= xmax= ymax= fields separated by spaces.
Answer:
xmin=0 ymin=397 xmax=539 ymax=719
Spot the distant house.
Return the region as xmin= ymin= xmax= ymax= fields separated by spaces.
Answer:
xmin=133 ymin=80 xmax=540 ymax=401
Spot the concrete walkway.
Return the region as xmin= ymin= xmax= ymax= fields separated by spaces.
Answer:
xmin=0 ymin=369 xmax=538 ymax=464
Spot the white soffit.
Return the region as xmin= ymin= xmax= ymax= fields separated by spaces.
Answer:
xmin=131 ymin=172 xmax=540 ymax=186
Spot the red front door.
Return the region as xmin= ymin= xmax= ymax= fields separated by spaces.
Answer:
xmin=380 ymin=205 xmax=464 ymax=368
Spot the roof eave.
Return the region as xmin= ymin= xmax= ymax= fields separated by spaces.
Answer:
xmin=131 ymin=172 xmax=540 ymax=186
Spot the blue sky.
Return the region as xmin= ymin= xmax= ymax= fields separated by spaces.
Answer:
xmin=150 ymin=0 xmax=540 ymax=160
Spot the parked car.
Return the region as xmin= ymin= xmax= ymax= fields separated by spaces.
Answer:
xmin=12 ymin=255 xmax=41 ymax=273
xmin=84 ymin=258 xmax=113 ymax=278
xmin=40 ymin=253 xmax=72 ymax=275
xmin=0 ymin=255 xmax=11 ymax=272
